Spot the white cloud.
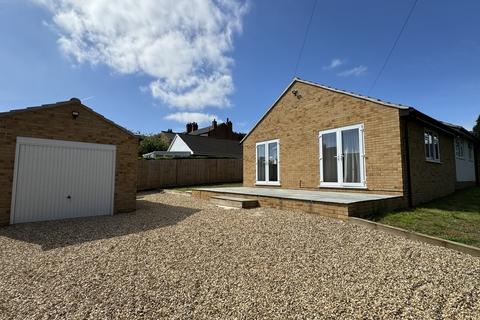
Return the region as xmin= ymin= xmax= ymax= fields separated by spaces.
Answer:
xmin=338 ymin=65 xmax=368 ymax=77
xmin=164 ymin=112 xmax=221 ymax=126
xmin=34 ymin=0 xmax=248 ymax=110
xmin=323 ymin=58 xmax=344 ymax=70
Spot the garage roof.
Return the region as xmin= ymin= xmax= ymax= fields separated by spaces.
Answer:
xmin=0 ymin=98 xmax=137 ymax=137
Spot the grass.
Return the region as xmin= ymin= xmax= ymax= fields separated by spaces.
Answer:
xmin=374 ymin=187 xmax=480 ymax=247
xmin=170 ymin=182 xmax=243 ymax=192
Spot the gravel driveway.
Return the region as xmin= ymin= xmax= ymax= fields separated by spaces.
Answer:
xmin=1 ymin=192 xmax=479 ymax=319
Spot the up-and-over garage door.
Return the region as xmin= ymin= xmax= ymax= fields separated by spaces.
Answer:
xmin=11 ymin=137 xmax=116 ymax=224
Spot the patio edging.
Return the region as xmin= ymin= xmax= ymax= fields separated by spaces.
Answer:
xmin=349 ymin=217 xmax=480 ymax=257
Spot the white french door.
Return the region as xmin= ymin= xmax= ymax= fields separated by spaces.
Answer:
xmin=256 ymin=139 xmax=280 ymax=185
xmin=319 ymin=124 xmax=366 ymax=188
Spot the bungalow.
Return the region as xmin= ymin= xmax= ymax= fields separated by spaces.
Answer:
xmin=240 ymin=78 xmax=479 ymax=207
xmin=168 ymin=134 xmax=242 ymax=159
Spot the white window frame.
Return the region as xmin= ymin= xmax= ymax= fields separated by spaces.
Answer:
xmin=424 ymin=130 xmax=440 ymax=163
xmin=255 ymin=139 xmax=280 ymax=186
xmin=319 ymin=123 xmax=366 ymax=189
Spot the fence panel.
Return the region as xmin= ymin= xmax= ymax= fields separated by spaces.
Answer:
xmin=137 ymin=158 xmax=242 ymax=191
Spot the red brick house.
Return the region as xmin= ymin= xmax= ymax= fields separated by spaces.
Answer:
xmin=241 ymin=78 xmax=479 ymax=207
xmin=185 ymin=119 xmax=244 ymax=141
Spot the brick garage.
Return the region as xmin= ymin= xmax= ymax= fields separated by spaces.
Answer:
xmin=241 ymin=78 xmax=479 ymax=208
xmin=0 ymin=98 xmax=138 ymax=225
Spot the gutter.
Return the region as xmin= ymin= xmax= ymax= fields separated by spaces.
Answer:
xmin=403 ymin=116 xmax=414 ymax=208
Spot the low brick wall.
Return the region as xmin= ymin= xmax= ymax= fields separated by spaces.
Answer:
xmin=193 ymin=190 xmax=405 ymax=220
xmin=193 ymin=189 xmax=349 ymax=220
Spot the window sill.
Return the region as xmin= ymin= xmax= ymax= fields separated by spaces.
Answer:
xmin=318 ymin=184 xmax=367 ymax=190
xmin=255 ymin=182 xmax=281 ymax=187
xmin=425 ymin=159 xmax=442 ymax=164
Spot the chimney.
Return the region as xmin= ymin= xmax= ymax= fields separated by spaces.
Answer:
xmin=226 ymin=118 xmax=232 ymax=131
xmin=192 ymin=122 xmax=198 ymax=131
xmin=186 ymin=122 xmax=193 ymax=133
xmin=212 ymin=119 xmax=217 ymax=129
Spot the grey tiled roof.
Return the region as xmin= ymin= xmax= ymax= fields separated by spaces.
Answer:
xmin=176 ymin=134 xmax=242 ymax=158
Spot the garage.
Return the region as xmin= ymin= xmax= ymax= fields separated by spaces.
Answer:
xmin=11 ymin=138 xmax=116 ymax=223
xmin=0 ymin=98 xmax=138 ymax=225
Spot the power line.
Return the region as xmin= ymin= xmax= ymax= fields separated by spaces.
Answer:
xmin=293 ymin=0 xmax=318 ymax=76
xmin=368 ymin=0 xmax=419 ymax=94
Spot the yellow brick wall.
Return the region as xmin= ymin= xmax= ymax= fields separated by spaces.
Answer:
xmin=405 ymin=120 xmax=456 ymax=205
xmin=0 ymin=101 xmax=138 ymax=225
xmin=242 ymin=81 xmax=405 ymax=195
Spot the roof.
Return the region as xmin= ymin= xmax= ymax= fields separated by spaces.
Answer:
xmin=190 ymin=126 xmax=213 ymax=135
xmin=441 ymin=121 xmax=479 ymax=142
xmin=241 ymin=77 xmax=415 ymax=143
xmin=171 ymin=134 xmax=242 ymax=158
xmin=160 ymin=131 xmax=177 ymax=140
xmin=0 ymin=98 xmax=137 ymax=137
xmin=241 ymin=77 xmax=479 ymax=144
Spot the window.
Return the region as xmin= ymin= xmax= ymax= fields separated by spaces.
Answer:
xmin=319 ymin=124 xmax=366 ymax=188
xmin=455 ymin=138 xmax=464 ymax=159
xmin=256 ymin=139 xmax=280 ymax=185
xmin=468 ymin=142 xmax=474 ymax=161
xmin=424 ymin=130 xmax=440 ymax=162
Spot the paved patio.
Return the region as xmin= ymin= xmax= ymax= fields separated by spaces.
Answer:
xmin=195 ymin=187 xmax=400 ymax=204
xmin=193 ymin=187 xmax=405 ymax=218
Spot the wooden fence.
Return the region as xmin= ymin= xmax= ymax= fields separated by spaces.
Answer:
xmin=137 ymin=158 xmax=243 ymax=191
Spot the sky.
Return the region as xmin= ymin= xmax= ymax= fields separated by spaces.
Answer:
xmin=1 ymin=0 xmax=479 ymax=134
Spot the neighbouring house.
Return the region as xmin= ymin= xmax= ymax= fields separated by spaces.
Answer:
xmin=0 ymin=98 xmax=138 ymax=225
xmin=241 ymin=78 xmax=479 ymax=207
xmin=142 ymin=150 xmax=191 ymax=159
xmin=159 ymin=129 xmax=176 ymax=145
xmin=185 ymin=119 xmax=245 ymax=141
xmin=168 ymin=133 xmax=242 ymax=159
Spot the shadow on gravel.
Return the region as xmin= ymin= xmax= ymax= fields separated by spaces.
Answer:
xmin=0 ymin=199 xmax=200 ymax=251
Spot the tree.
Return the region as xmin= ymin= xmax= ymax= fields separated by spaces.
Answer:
xmin=473 ymin=115 xmax=480 ymax=139
xmin=138 ymin=134 xmax=169 ymax=156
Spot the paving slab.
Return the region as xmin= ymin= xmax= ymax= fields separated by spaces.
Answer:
xmin=196 ymin=187 xmax=401 ymax=204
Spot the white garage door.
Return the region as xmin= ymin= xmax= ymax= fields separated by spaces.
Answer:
xmin=11 ymin=137 xmax=116 ymax=224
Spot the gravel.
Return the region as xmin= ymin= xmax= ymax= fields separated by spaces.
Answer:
xmin=1 ymin=192 xmax=479 ymax=319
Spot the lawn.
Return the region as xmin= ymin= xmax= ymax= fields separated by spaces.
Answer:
xmin=170 ymin=182 xmax=242 ymax=192
xmin=375 ymin=187 xmax=480 ymax=247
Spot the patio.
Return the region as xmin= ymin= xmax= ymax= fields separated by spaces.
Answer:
xmin=192 ymin=187 xmax=405 ymax=219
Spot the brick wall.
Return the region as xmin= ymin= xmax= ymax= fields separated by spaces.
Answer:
xmin=404 ymin=119 xmax=456 ymax=205
xmin=0 ymin=101 xmax=138 ymax=225
xmin=243 ymin=81 xmax=405 ymax=195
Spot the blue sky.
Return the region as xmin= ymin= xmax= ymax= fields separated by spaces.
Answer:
xmin=1 ymin=0 xmax=479 ymax=134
